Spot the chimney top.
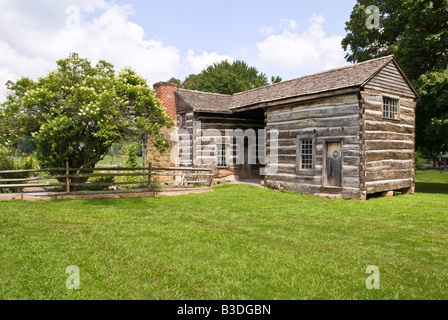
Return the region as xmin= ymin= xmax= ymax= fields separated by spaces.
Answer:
xmin=153 ymin=82 xmax=178 ymax=119
xmin=153 ymin=82 xmax=178 ymax=89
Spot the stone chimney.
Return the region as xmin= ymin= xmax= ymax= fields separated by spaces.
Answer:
xmin=153 ymin=82 xmax=177 ymax=120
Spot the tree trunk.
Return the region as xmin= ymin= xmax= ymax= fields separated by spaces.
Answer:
xmin=55 ymin=167 xmax=93 ymax=192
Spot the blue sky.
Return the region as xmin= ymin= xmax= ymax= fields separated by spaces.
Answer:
xmin=114 ymin=1 xmax=355 ymax=54
xmin=0 ymin=0 xmax=357 ymax=99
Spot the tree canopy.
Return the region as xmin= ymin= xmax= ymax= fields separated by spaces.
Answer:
xmin=342 ymin=0 xmax=448 ymax=156
xmin=172 ymin=60 xmax=282 ymax=95
xmin=0 ymin=53 xmax=172 ymax=176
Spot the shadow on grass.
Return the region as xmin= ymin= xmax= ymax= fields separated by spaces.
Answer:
xmin=415 ymin=182 xmax=448 ymax=195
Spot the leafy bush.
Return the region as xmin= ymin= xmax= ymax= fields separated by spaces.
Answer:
xmin=125 ymin=144 xmax=138 ymax=168
xmin=122 ymin=144 xmax=144 ymax=188
xmin=108 ymin=139 xmax=143 ymax=158
xmin=84 ymin=176 xmax=116 ymax=191
xmin=0 ymin=146 xmax=37 ymax=193
xmin=415 ymin=151 xmax=427 ymax=170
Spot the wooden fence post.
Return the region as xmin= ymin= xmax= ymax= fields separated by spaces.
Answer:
xmin=209 ymin=165 xmax=216 ymax=189
xmin=148 ymin=162 xmax=152 ymax=190
xmin=65 ymin=161 xmax=70 ymax=193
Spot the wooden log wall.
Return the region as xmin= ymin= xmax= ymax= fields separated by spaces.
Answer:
xmin=176 ymin=111 xmax=265 ymax=181
xmin=196 ymin=113 xmax=265 ymax=181
xmin=177 ymin=112 xmax=195 ymax=167
xmin=361 ymin=88 xmax=417 ymax=195
xmin=265 ymin=93 xmax=364 ymax=199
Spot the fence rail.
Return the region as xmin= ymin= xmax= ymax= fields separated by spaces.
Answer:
xmin=0 ymin=162 xmax=215 ymax=196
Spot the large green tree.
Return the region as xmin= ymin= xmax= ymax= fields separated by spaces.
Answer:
xmin=342 ymin=0 xmax=448 ymax=156
xmin=175 ymin=60 xmax=281 ymax=95
xmin=0 ymin=53 xmax=172 ymax=189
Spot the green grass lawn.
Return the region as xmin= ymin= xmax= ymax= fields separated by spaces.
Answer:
xmin=1 ymin=170 xmax=447 ymax=300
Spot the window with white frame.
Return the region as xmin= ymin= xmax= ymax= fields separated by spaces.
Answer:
xmin=217 ymin=144 xmax=228 ymax=167
xmin=297 ymin=135 xmax=316 ymax=174
xmin=301 ymin=139 xmax=314 ymax=170
xmin=383 ymin=97 xmax=400 ymax=120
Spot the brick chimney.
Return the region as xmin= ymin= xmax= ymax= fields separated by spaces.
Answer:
xmin=153 ymin=82 xmax=177 ymax=120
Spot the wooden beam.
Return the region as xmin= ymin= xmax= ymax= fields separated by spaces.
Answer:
xmin=0 ymin=175 xmax=66 ymax=182
xmin=67 ymin=173 xmax=148 ymax=178
xmin=66 ymin=161 xmax=70 ymax=193
xmin=153 ymin=167 xmax=212 ymax=172
xmin=0 ymin=183 xmax=64 ymax=188
xmin=148 ymin=162 xmax=152 ymax=191
xmin=0 ymin=168 xmax=65 ymax=174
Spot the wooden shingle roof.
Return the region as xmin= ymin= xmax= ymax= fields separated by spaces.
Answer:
xmin=175 ymin=89 xmax=234 ymax=114
xmin=176 ymin=55 xmax=415 ymax=114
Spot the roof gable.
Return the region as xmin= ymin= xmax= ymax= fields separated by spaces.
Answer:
xmin=362 ymin=59 xmax=419 ymax=98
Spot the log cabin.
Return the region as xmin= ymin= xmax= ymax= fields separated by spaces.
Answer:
xmin=150 ymin=55 xmax=419 ymax=200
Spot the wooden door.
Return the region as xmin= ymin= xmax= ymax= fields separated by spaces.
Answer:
xmin=324 ymin=141 xmax=342 ymax=187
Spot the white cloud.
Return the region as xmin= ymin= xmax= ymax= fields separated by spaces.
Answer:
xmin=0 ymin=40 xmax=55 ymax=99
xmin=0 ymin=3 xmax=350 ymax=102
xmin=258 ymin=19 xmax=298 ymax=37
xmin=186 ymin=50 xmax=234 ymax=74
xmin=256 ymin=15 xmax=347 ymax=78
xmin=258 ymin=25 xmax=275 ymax=36
xmin=280 ymin=18 xmax=299 ymax=31
xmin=309 ymin=13 xmax=325 ymax=25
xmin=0 ymin=1 xmax=181 ymax=101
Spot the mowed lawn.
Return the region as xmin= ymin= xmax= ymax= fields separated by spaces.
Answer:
xmin=0 ymin=171 xmax=447 ymax=300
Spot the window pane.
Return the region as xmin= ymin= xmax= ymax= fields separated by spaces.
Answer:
xmin=301 ymin=139 xmax=313 ymax=170
xmin=217 ymin=144 xmax=227 ymax=167
xmin=383 ymin=97 xmax=399 ymax=120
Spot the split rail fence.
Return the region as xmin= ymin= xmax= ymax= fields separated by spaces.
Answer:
xmin=0 ymin=162 xmax=215 ymax=199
